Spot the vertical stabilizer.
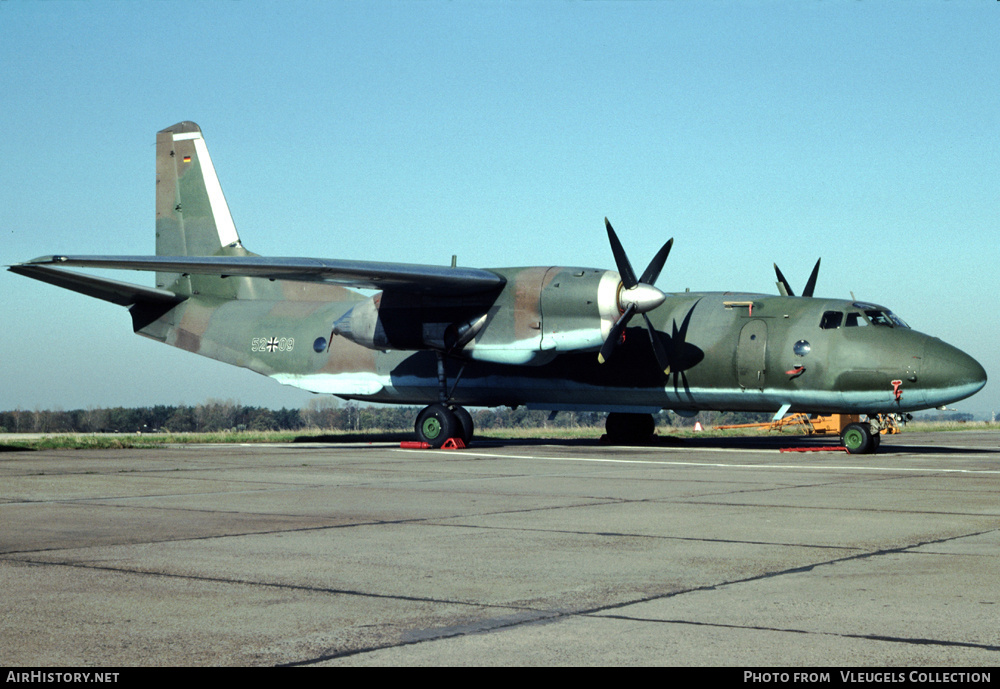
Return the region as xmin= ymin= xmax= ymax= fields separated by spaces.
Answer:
xmin=155 ymin=122 xmax=242 ymax=292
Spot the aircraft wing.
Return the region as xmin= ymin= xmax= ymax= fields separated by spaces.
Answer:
xmin=8 ymin=264 xmax=187 ymax=307
xmin=20 ymin=255 xmax=507 ymax=296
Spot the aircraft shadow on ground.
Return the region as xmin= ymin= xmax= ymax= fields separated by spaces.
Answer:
xmin=294 ymin=432 xmax=1000 ymax=455
xmin=0 ymin=434 xmax=992 ymax=455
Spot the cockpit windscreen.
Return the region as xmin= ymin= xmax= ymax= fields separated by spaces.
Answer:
xmin=820 ymin=303 xmax=909 ymax=329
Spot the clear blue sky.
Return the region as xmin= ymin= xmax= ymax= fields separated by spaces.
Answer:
xmin=2 ymin=1 xmax=997 ymax=416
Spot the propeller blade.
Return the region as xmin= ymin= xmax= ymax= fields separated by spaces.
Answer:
xmin=802 ymin=258 xmax=821 ymax=298
xmin=599 ymin=219 xmax=672 ymax=374
xmin=605 ymin=218 xmax=637 ymax=289
xmin=639 ymin=238 xmax=673 ymax=285
xmin=775 ymin=259 xmax=821 ymax=298
xmin=774 ymin=263 xmax=794 ymax=297
xmin=642 ymin=312 xmax=671 ymax=375
xmin=598 ymin=302 xmax=635 ymax=364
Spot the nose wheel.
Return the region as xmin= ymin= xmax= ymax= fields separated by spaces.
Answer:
xmin=841 ymin=422 xmax=880 ymax=454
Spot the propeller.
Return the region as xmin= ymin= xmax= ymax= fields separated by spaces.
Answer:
xmin=598 ymin=218 xmax=673 ymax=374
xmin=774 ymin=258 xmax=821 ymax=298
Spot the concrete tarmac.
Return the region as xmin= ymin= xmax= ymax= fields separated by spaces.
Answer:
xmin=1 ymin=431 xmax=999 ymax=666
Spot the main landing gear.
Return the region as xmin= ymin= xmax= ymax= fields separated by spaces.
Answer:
xmin=413 ymin=353 xmax=474 ymax=448
xmin=414 ymin=402 xmax=473 ymax=448
xmin=604 ymin=412 xmax=656 ymax=444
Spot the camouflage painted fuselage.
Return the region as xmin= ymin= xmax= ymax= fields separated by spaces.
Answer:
xmin=135 ymin=263 xmax=985 ymax=416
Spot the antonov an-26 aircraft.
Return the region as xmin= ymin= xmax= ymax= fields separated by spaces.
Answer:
xmin=10 ymin=123 xmax=987 ymax=453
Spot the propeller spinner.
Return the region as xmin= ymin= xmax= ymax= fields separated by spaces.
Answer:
xmin=598 ymin=218 xmax=673 ymax=374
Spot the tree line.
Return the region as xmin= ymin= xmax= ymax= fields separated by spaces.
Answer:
xmin=0 ymin=399 xmax=773 ymax=435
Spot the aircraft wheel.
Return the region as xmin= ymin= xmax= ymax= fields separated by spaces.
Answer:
xmin=415 ymin=403 xmax=458 ymax=448
xmin=605 ymin=412 xmax=655 ymax=443
xmin=452 ymin=405 xmax=474 ymax=446
xmin=841 ymin=423 xmax=874 ymax=454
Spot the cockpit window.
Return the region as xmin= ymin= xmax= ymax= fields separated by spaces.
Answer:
xmin=821 ymin=307 xmax=910 ymax=329
xmin=887 ymin=311 xmax=910 ymax=328
xmin=851 ymin=302 xmax=909 ymax=328
xmin=820 ymin=311 xmax=843 ymax=329
xmin=865 ymin=310 xmax=893 ymax=326
xmin=865 ymin=309 xmax=910 ymax=328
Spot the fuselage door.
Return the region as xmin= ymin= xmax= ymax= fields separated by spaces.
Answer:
xmin=737 ymin=319 xmax=767 ymax=390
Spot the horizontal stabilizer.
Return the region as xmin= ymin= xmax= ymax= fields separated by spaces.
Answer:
xmin=8 ymin=264 xmax=186 ymax=307
xmin=21 ymin=255 xmax=507 ymax=296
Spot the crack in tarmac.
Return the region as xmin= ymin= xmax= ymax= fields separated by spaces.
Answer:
xmin=12 ymin=526 xmax=994 ymax=665
xmin=284 ymin=527 xmax=1000 ymax=664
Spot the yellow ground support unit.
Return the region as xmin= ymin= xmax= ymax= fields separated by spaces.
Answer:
xmin=713 ymin=413 xmax=901 ymax=436
xmin=712 ymin=413 xmax=811 ymax=433
xmin=808 ymin=414 xmax=859 ymax=435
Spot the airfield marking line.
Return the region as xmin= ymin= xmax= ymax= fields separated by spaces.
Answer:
xmin=394 ymin=449 xmax=1000 ymax=475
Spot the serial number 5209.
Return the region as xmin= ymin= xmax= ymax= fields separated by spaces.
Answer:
xmin=251 ymin=337 xmax=295 ymax=353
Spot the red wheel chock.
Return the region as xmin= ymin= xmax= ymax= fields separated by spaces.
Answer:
xmin=399 ymin=438 xmax=466 ymax=450
xmin=780 ymin=446 xmax=847 ymax=453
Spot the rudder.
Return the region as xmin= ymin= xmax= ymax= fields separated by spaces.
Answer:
xmin=155 ymin=122 xmax=242 ymax=292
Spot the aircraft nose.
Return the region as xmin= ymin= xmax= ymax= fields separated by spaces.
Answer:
xmin=919 ymin=339 xmax=988 ymax=407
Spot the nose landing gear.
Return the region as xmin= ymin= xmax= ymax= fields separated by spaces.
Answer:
xmin=841 ymin=422 xmax=877 ymax=454
xmin=841 ymin=413 xmax=911 ymax=454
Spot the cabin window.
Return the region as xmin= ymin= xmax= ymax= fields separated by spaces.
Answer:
xmin=845 ymin=312 xmax=869 ymax=327
xmin=820 ymin=311 xmax=843 ymax=329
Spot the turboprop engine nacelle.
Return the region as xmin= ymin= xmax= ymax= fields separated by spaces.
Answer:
xmin=332 ymin=294 xmax=490 ymax=353
xmin=332 ymin=265 xmax=666 ymax=359
xmin=537 ymin=268 xmax=667 ymax=351
xmin=332 ymin=295 xmax=389 ymax=351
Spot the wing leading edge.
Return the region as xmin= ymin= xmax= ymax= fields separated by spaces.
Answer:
xmin=20 ymin=255 xmax=507 ymax=297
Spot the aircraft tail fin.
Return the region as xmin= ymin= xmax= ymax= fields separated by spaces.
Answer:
xmin=155 ymin=122 xmax=244 ymax=294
